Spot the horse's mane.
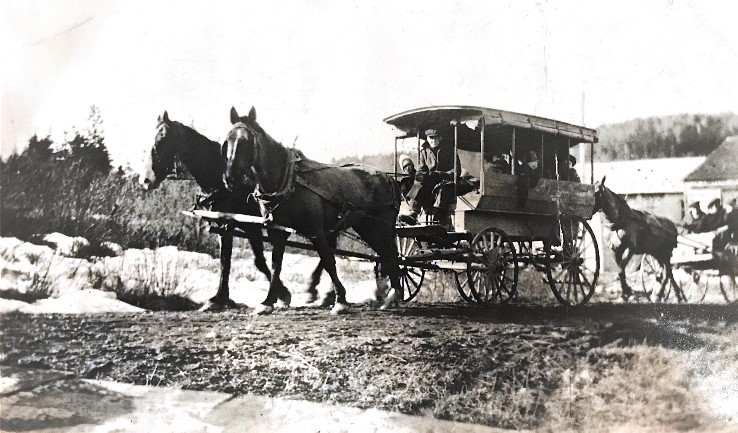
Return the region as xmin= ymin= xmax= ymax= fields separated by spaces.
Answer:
xmin=171 ymin=121 xmax=220 ymax=148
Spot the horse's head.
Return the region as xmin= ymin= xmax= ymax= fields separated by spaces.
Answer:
xmin=593 ymin=176 xmax=622 ymax=221
xmin=223 ymin=106 xmax=261 ymax=192
xmin=140 ymin=111 xmax=177 ymax=190
xmin=593 ymin=176 xmax=606 ymax=213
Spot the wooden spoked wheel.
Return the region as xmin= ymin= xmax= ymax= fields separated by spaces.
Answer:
xmin=545 ymin=216 xmax=600 ymax=306
xmin=639 ymin=255 xmax=686 ymax=302
xmin=466 ymin=227 xmax=518 ymax=304
xmin=672 ymin=268 xmax=708 ymax=303
xmin=397 ymin=236 xmax=424 ymax=302
xmin=718 ymin=246 xmax=738 ymax=303
xmin=454 ymin=270 xmax=476 ymax=303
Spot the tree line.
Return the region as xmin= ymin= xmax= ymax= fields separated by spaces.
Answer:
xmin=0 ymin=106 xmax=217 ymax=255
xmin=332 ymin=112 xmax=738 ymax=168
xmin=595 ymin=113 xmax=738 ymax=161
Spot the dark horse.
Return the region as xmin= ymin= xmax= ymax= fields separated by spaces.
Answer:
xmin=141 ymin=111 xmax=299 ymax=310
xmin=223 ymin=106 xmax=402 ymax=314
xmin=593 ymin=177 xmax=683 ymax=302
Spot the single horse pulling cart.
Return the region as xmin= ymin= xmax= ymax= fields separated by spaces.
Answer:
xmin=386 ymin=106 xmax=600 ymax=306
xmin=183 ymin=106 xmax=601 ymax=307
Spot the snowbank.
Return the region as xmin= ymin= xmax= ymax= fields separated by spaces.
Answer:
xmin=1 ymin=236 xmax=379 ymax=314
xmin=0 ymin=289 xmax=144 ymax=314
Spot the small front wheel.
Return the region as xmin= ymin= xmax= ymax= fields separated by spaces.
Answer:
xmin=397 ymin=236 xmax=425 ymax=302
xmin=467 ymin=227 xmax=518 ymax=304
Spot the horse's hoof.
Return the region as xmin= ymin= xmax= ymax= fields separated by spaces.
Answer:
xmin=305 ymin=291 xmax=318 ymax=304
xmin=319 ymin=293 xmax=336 ymax=308
xmin=331 ymin=302 xmax=350 ymax=315
xmin=380 ymin=290 xmax=400 ymax=310
xmin=199 ymin=298 xmax=238 ymax=312
xmin=252 ymin=304 xmax=274 ymax=316
xmin=199 ymin=301 xmax=224 ymax=312
xmin=276 ymin=291 xmax=292 ymax=308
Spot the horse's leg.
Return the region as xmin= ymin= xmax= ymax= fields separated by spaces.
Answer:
xmin=306 ymin=233 xmax=337 ymax=307
xmin=353 ymin=216 xmax=403 ymax=309
xmin=249 ymin=234 xmax=291 ymax=307
xmin=310 ymin=233 xmax=350 ymax=315
xmin=616 ymin=245 xmax=634 ymax=299
xmin=305 ymin=263 xmax=324 ymax=304
xmin=665 ymin=263 xmax=685 ymax=303
xmin=201 ymin=233 xmax=237 ymax=311
xmin=253 ymin=230 xmax=290 ymax=315
xmin=248 ymin=235 xmax=272 ymax=282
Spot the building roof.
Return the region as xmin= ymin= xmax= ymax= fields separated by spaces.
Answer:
xmin=582 ymin=157 xmax=706 ymax=195
xmin=684 ymin=136 xmax=738 ymax=182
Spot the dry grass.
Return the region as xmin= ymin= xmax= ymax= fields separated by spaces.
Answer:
xmin=88 ymin=249 xmax=200 ymax=311
xmin=545 ymin=346 xmax=713 ymax=432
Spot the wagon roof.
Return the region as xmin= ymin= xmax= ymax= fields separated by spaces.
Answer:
xmin=384 ymin=105 xmax=598 ymax=145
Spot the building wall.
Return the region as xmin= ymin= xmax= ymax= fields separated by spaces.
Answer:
xmin=685 ymin=180 xmax=738 ymax=210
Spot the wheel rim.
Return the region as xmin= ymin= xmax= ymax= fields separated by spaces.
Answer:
xmin=467 ymin=228 xmax=518 ymax=304
xmin=397 ymin=236 xmax=424 ymax=302
xmin=454 ymin=270 xmax=475 ymax=303
xmin=546 ymin=216 xmax=600 ymax=306
xmin=675 ymin=269 xmax=707 ymax=303
xmin=639 ymin=255 xmax=669 ymax=302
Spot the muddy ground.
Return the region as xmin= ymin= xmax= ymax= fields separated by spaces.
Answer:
xmin=1 ymin=302 xmax=737 ymax=430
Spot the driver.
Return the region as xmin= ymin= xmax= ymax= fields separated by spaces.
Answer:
xmin=399 ymin=128 xmax=461 ymax=228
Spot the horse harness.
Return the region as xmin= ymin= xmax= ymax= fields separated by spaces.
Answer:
xmin=230 ymin=122 xmax=396 ymax=232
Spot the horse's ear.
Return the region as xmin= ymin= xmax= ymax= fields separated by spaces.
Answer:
xmin=230 ymin=107 xmax=239 ymax=124
xmin=248 ymin=106 xmax=257 ymax=122
xmin=601 ymin=176 xmax=606 ymax=186
xmin=163 ymin=111 xmax=170 ymax=123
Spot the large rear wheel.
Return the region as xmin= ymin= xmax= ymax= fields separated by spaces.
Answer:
xmin=545 ymin=216 xmax=600 ymax=306
xmin=467 ymin=227 xmax=518 ymax=304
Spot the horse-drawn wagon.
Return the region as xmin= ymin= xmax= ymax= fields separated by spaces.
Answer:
xmin=669 ymin=229 xmax=738 ymax=303
xmin=147 ymin=105 xmax=603 ymax=312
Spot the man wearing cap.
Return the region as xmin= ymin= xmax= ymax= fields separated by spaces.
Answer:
xmin=683 ymin=201 xmax=707 ymax=233
xmin=399 ymin=128 xmax=461 ymax=228
xmin=704 ymin=199 xmax=726 ymax=232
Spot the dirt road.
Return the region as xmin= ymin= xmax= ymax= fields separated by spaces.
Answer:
xmin=2 ymin=302 xmax=736 ymax=430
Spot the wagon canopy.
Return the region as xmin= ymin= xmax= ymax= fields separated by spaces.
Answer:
xmin=384 ymin=105 xmax=598 ymax=151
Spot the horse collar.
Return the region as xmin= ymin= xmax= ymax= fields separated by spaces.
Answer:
xmin=252 ymin=147 xmax=302 ymax=216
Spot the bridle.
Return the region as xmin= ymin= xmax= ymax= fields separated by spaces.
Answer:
xmin=151 ymin=122 xmax=174 ymax=180
xmin=226 ymin=121 xmax=302 ymax=215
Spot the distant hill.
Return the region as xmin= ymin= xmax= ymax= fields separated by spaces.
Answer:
xmin=333 ymin=113 xmax=738 ymax=168
xmin=595 ymin=113 xmax=738 ymax=161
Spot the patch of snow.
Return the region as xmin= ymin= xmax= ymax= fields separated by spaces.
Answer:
xmin=0 ymin=289 xmax=144 ymax=314
xmin=40 ymin=233 xmax=90 ymax=257
xmin=100 ymin=241 xmax=123 ymax=256
xmin=1 ymin=236 xmax=382 ymax=313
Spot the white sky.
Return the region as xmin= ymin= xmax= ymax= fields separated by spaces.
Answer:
xmin=2 ymin=0 xmax=737 ymax=167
